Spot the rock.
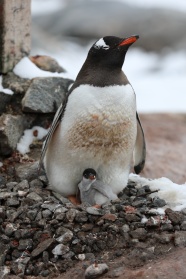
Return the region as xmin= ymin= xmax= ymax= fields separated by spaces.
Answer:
xmin=0 ymin=91 xmax=13 ymax=113
xmin=130 ymin=228 xmax=147 ymax=241
xmin=121 ymin=224 xmax=130 ymax=233
xmin=15 ymin=161 xmax=40 ymax=181
xmin=75 ymin=211 xmax=88 ymax=223
xmin=0 ymin=114 xmax=25 ymax=156
xmin=165 ymin=208 xmax=184 ymax=225
xmin=31 ymin=238 xmax=54 ymax=257
xmin=27 ymin=192 xmax=43 ymax=202
xmin=174 ymin=231 xmax=186 ymax=247
xmin=22 ymin=77 xmax=73 ymax=113
xmin=29 ymin=55 xmax=66 ymax=73
xmin=152 ymin=197 xmax=166 ymax=207
xmin=85 ymin=263 xmax=109 ymax=279
xmin=146 ymin=216 xmax=161 ymax=228
xmin=0 ymin=266 xmax=10 ymax=278
xmin=2 ymin=72 xmax=31 ymax=95
xmin=108 ymin=266 xmax=125 ymax=278
xmin=55 ymin=227 xmax=73 ymax=244
xmin=180 ymin=221 xmax=186 ymax=230
xmin=52 ymin=243 xmax=69 ymax=256
xmin=86 ymin=207 xmax=104 ymax=216
xmin=155 ymin=232 xmax=173 ymax=244
xmin=102 ymin=213 xmax=117 ymax=222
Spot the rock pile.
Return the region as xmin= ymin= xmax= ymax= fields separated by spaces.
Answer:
xmin=1 ymin=171 xmax=186 ymax=278
xmin=0 ymin=56 xmax=73 ymax=157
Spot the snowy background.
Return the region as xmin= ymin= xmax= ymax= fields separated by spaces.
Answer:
xmin=31 ymin=0 xmax=186 ymax=113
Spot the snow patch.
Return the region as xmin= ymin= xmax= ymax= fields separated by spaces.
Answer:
xmin=17 ymin=126 xmax=49 ymax=155
xmin=13 ymin=57 xmax=70 ymax=80
xmin=130 ymin=174 xmax=186 ymax=212
xmin=0 ymin=162 xmax=3 ymax=167
xmin=0 ymin=76 xmax=14 ymax=95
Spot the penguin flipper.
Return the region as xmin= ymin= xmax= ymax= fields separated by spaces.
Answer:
xmin=38 ymin=102 xmax=64 ymax=170
xmin=133 ymin=113 xmax=146 ymax=174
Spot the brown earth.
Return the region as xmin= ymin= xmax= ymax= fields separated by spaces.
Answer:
xmin=140 ymin=113 xmax=186 ymax=184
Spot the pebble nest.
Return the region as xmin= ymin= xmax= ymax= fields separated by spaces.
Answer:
xmin=1 ymin=172 xmax=186 ymax=278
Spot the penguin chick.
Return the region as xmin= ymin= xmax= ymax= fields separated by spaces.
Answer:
xmin=78 ymin=168 xmax=118 ymax=206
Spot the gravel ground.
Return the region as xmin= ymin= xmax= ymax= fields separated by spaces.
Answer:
xmin=1 ymin=150 xmax=186 ymax=278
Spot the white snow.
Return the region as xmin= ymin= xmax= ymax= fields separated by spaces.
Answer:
xmin=0 ymin=162 xmax=3 ymax=167
xmin=129 ymin=174 xmax=186 ymax=212
xmin=0 ymin=76 xmax=14 ymax=95
xmin=13 ymin=57 xmax=71 ymax=79
xmin=94 ymin=38 xmax=109 ymax=49
xmin=17 ymin=126 xmax=49 ymax=155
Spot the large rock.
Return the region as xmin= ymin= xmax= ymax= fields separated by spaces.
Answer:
xmin=22 ymin=77 xmax=73 ymax=113
xmin=0 ymin=92 xmax=13 ymax=114
xmin=32 ymin=1 xmax=186 ymax=52
xmin=0 ymin=114 xmax=32 ymax=156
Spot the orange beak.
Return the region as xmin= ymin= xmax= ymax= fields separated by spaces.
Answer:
xmin=119 ymin=35 xmax=139 ymax=46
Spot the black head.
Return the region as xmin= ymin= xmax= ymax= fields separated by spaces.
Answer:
xmin=87 ymin=35 xmax=139 ymax=69
xmin=83 ymin=168 xmax=97 ymax=180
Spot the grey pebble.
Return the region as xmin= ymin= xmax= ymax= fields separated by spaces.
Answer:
xmin=85 ymin=263 xmax=109 ymax=279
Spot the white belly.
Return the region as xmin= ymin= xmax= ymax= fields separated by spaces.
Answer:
xmin=44 ymin=84 xmax=137 ymax=196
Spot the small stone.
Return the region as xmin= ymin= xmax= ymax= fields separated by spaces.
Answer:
xmin=41 ymin=202 xmax=60 ymax=212
xmin=102 ymin=213 xmax=117 ymax=222
xmin=42 ymin=209 xmax=52 ymax=219
xmin=181 ymin=208 xmax=186 ymax=215
xmin=66 ymin=208 xmax=78 ymax=222
xmin=27 ymin=209 xmax=38 ymax=220
xmin=15 ymin=180 xmax=29 ymax=191
xmin=75 ymin=212 xmax=88 ymax=223
xmin=174 ymin=231 xmax=186 ymax=247
xmin=146 ymin=216 xmax=161 ymax=227
xmin=165 ymin=208 xmax=184 ymax=225
xmin=124 ymin=214 xmax=141 ymax=223
xmin=42 ymin=251 xmax=49 ymax=264
xmin=108 ymin=266 xmax=125 ymax=278
xmin=6 ymin=181 xmax=18 ymax=191
xmin=27 ymin=192 xmax=43 ymax=202
xmin=132 ymin=198 xmax=147 ymax=207
xmin=82 ymin=223 xmax=94 ymax=231
xmin=180 ymin=221 xmax=186 ymax=230
xmin=130 ymin=228 xmax=147 ymax=241
xmin=161 ymin=223 xmax=174 ymax=231
xmin=31 ymin=238 xmax=54 ymax=257
xmin=85 ymin=263 xmax=109 ymax=279
xmin=18 ymin=239 xmax=33 ymax=250
xmin=56 ymin=228 xmax=73 ymax=244
xmin=40 ymin=270 xmax=50 ymax=277
xmin=155 ymin=232 xmax=173 ymax=244
xmin=4 ymin=223 xmax=17 ymax=236
xmin=54 ymin=206 xmax=68 ymax=215
xmin=0 ymin=266 xmax=10 ymax=278
xmin=6 ymin=197 xmax=20 ymax=207
xmin=86 ymin=207 xmax=104 ymax=216
xmin=121 ymin=224 xmax=130 ymax=233
xmin=52 ymin=243 xmax=69 ymax=256
xmin=152 ymin=197 xmax=166 ymax=207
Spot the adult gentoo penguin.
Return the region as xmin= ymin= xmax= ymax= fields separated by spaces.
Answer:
xmin=78 ymin=168 xmax=118 ymax=206
xmin=39 ymin=35 xmax=146 ymax=202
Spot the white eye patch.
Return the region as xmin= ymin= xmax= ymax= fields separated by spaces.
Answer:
xmin=94 ymin=38 xmax=110 ymax=50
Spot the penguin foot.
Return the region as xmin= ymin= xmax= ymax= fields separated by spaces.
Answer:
xmin=93 ymin=204 xmax=101 ymax=209
xmin=68 ymin=195 xmax=81 ymax=205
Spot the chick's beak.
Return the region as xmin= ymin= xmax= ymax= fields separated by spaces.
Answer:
xmin=119 ymin=35 xmax=139 ymax=47
xmin=89 ymin=175 xmax=96 ymax=180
